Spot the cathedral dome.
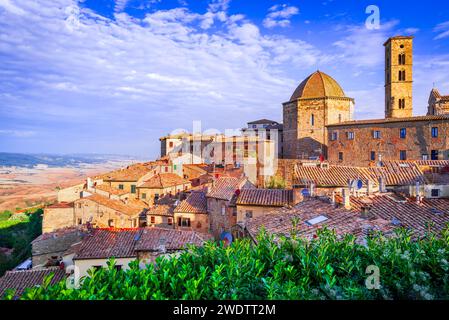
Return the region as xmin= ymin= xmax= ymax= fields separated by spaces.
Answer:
xmin=290 ymin=71 xmax=346 ymax=101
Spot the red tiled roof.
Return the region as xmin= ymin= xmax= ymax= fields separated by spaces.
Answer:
xmin=294 ymin=165 xmax=375 ymax=187
xmin=134 ymin=228 xmax=205 ymax=251
xmin=236 ymin=189 xmax=293 ymax=207
xmin=349 ymin=194 xmax=449 ymax=235
xmin=207 ymin=177 xmax=250 ymax=200
xmin=32 ymin=227 xmax=82 ymax=243
xmin=326 ymin=114 xmax=449 ymax=127
xmin=100 ymin=163 xmax=154 ymax=182
xmin=138 ymin=173 xmax=190 ymax=189
xmin=46 ymin=202 xmax=74 ymax=209
xmin=0 ymin=267 xmax=66 ymax=297
xmin=245 ymin=198 xmax=393 ymax=243
xmin=78 ymin=194 xmax=145 ymax=216
xmin=174 ymin=191 xmax=208 ymax=214
xmin=294 ymin=161 xmax=426 ymax=187
xmin=95 ymin=184 xmax=129 ymax=196
xmin=74 ymin=229 xmax=139 ymax=260
xmin=147 ymin=205 xmax=174 ymax=217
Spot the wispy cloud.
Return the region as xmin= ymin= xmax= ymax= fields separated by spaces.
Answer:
xmin=434 ymin=21 xmax=449 ymax=40
xmin=0 ymin=130 xmax=36 ymax=138
xmin=263 ymin=4 xmax=299 ymax=28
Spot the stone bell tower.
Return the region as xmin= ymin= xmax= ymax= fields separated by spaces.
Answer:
xmin=384 ymin=36 xmax=413 ymax=118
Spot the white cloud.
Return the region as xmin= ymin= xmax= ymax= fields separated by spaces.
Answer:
xmin=0 ymin=0 xmax=26 ymax=15
xmin=0 ymin=0 xmax=325 ymax=156
xmin=434 ymin=21 xmax=449 ymax=40
xmin=0 ymin=129 xmax=36 ymax=137
xmin=263 ymin=4 xmax=299 ymax=28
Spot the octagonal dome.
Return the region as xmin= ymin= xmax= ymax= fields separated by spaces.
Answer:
xmin=290 ymin=71 xmax=346 ymax=101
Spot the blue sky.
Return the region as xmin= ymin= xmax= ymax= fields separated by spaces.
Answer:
xmin=1 ymin=0 xmax=449 ymax=158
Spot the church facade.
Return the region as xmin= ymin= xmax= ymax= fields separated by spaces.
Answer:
xmin=282 ymin=36 xmax=449 ymax=166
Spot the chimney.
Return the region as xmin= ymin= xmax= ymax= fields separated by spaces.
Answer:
xmin=378 ymin=177 xmax=386 ymax=193
xmin=292 ymin=187 xmax=303 ymax=205
xmin=331 ymin=191 xmax=336 ymax=206
xmin=342 ymin=188 xmax=351 ymax=209
xmin=310 ymin=182 xmax=315 ymax=197
xmin=367 ymin=179 xmax=373 ymax=195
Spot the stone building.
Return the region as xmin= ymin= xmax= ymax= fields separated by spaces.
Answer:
xmin=428 ymin=88 xmax=449 ymax=116
xmin=174 ymin=191 xmax=209 ymax=234
xmin=206 ymin=176 xmax=254 ymax=239
xmin=278 ymin=35 xmax=449 ymax=167
xmin=145 ymin=204 xmax=175 ymax=228
xmin=43 ymin=202 xmax=75 ymax=233
xmin=282 ymin=70 xmax=354 ymax=160
xmin=136 ymin=173 xmax=191 ymax=205
xmin=74 ymin=194 xmax=146 ymax=228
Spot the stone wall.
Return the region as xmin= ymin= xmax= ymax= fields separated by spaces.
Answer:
xmin=327 ymin=119 xmax=449 ymax=166
xmin=57 ymin=184 xmax=84 ymax=203
xmin=74 ymin=198 xmax=140 ymax=228
xmin=174 ymin=212 xmax=209 ymax=234
xmin=207 ymin=197 xmax=236 ymax=240
xmin=43 ymin=206 xmax=74 ymax=233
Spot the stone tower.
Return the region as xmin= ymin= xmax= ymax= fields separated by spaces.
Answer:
xmin=427 ymin=88 xmax=449 ymax=115
xmin=282 ymin=71 xmax=354 ymax=159
xmin=384 ymin=36 xmax=413 ymax=118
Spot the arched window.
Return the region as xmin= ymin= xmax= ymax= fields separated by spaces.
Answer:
xmin=398 ymin=70 xmax=406 ymax=81
xmin=398 ymin=54 xmax=406 ymax=65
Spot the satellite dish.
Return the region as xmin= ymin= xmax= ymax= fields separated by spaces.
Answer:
xmin=301 ymin=189 xmax=310 ymax=197
xmin=356 ymin=179 xmax=363 ymax=190
xmin=220 ymin=232 xmax=233 ymax=245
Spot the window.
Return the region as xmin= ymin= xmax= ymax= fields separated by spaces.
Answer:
xmin=338 ymin=152 xmax=343 ymax=161
xmin=398 ymin=53 xmax=405 ymax=65
xmin=150 ymin=216 xmax=155 ymax=224
xmin=131 ymin=185 xmax=136 ymax=194
xmin=370 ymin=151 xmax=376 ymax=161
xmin=398 ymin=70 xmax=406 ymax=81
xmin=400 ymin=128 xmax=406 ymax=139
xmin=431 ymin=189 xmax=440 ymax=197
xmin=141 ymin=193 xmax=146 ymax=199
xmin=77 ymin=218 xmax=82 ymax=225
xmin=245 ymin=210 xmax=253 ymax=219
xmin=173 ymin=164 xmax=177 ymax=170
xmin=346 ymin=132 xmax=355 ymax=140
xmin=118 ymin=184 xmax=124 ymax=190
xmin=431 ymin=127 xmax=438 ymax=138
xmin=330 ymin=131 xmax=338 ymax=141
xmin=165 ymin=167 xmax=168 ymax=172
xmin=400 ymin=150 xmax=407 ymax=160
xmin=169 ymin=141 xmax=173 ymax=148
xmin=373 ymin=130 xmax=381 ymax=139
xmin=108 ymin=219 xmax=114 ymax=227
xmin=178 ymin=217 xmax=191 ymax=227
xmin=399 ymin=98 xmax=405 ymax=109
xmin=431 ymin=150 xmax=439 ymax=160
xmin=310 ymin=114 xmax=315 ymax=126
xmin=167 ymin=217 xmax=173 ymax=225
xmin=422 ymin=154 xmax=429 ymax=160
xmin=115 ymin=265 xmax=122 ymax=271
xmin=221 ymin=205 xmax=226 ymax=215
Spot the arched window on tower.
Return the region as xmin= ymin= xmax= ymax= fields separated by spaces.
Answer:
xmin=398 ymin=54 xmax=406 ymax=65
xmin=398 ymin=70 xmax=406 ymax=81
xmin=310 ymin=114 xmax=315 ymax=127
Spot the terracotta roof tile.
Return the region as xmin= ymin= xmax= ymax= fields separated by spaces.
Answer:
xmin=0 ymin=267 xmax=66 ymax=297
xmin=175 ymin=191 xmax=208 ymax=214
xmin=74 ymin=229 xmax=140 ymax=260
xmin=94 ymin=184 xmax=129 ymax=196
xmin=245 ymin=198 xmax=393 ymax=243
xmin=147 ymin=204 xmax=174 ymax=217
xmin=236 ymin=189 xmax=293 ymax=207
xmin=138 ymin=173 xmax=190 ymax=189
xmin=100 ymin=163 xmax=154 ymax=182
xmin=46 ymin=202 xmax=74 ymax=209
xmin=78 ymin=194 xmax=145 ymax=216
xmin=134 ymin=228 xmax=206 ymax=251
xmin=207 ymin=177 xmax=251 ymax=200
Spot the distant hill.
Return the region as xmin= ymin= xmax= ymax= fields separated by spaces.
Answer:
xmin=0 ymin=153 xmax=146 ymax=168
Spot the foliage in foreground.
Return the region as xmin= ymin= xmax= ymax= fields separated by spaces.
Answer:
xmin=0 ymin=209 xmax=42 ymax=276
xmin=4 ymin=227 xmax=449 ymax=300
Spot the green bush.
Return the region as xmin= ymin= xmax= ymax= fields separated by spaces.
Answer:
xmin=5 ymin=226 xmax=449 ymax=300
xmin=0 ymin=211 xmax=12 ymax=222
